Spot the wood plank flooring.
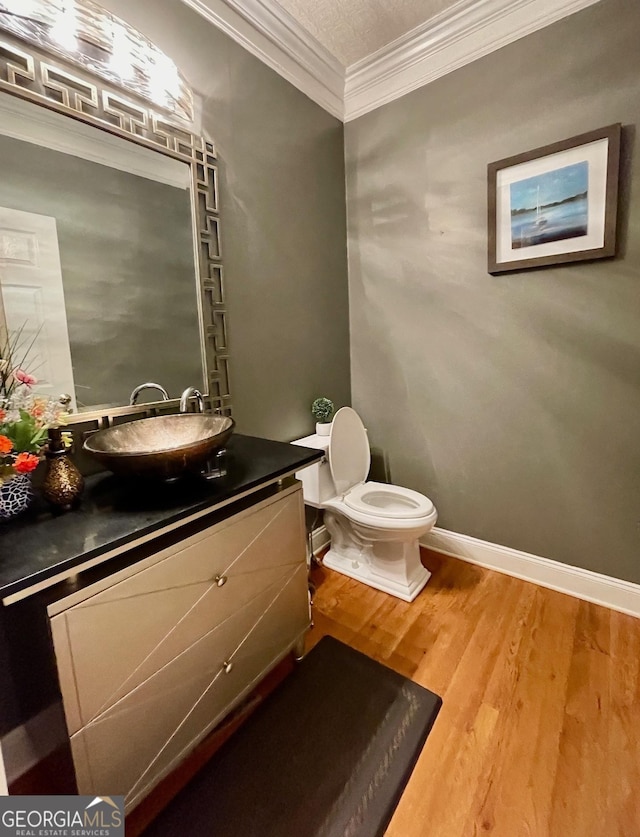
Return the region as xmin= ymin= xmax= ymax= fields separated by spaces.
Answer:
xmin=307 ymin=549 xmax=640 ymax=837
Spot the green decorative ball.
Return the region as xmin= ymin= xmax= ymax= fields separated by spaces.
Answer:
xmin=311 ymin=397 xmax=334 ymax=423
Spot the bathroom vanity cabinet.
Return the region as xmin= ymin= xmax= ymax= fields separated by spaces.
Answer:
xmin=0 ymin=434 xmax=322 ymax=810
xmin=50 ymin=484 xmax=307 ymax=810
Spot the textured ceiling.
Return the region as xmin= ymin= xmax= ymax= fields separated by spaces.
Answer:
xmin=272 ymin=0 xmax=460 ymax=66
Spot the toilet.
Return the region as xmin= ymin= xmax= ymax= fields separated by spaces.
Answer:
xmin=293 ymin=407 xmax=437 ymax=602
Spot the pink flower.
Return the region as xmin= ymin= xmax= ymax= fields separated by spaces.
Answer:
xmin=14 ymin=369 xmax=37 ymax=386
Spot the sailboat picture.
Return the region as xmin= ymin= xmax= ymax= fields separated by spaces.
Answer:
xmin=510 ymin=160 xmax=589 ymax=248
xmin=488 ymin=124 xmax=621 ymax=273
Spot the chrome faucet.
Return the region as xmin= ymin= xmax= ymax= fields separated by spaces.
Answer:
xmin=180 ymin=386 xmax=204 ymax=413
xmin=129 ymin=382 xmax=170 ymax=406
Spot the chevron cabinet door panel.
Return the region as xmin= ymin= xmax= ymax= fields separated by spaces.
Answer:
xmin=129 ymin=563 xmax=310 ymax=810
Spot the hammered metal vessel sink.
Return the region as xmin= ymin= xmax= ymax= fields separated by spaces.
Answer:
xmin=83 ymin=413 xmax=235 ymax=479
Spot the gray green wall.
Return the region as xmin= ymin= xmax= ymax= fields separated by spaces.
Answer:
xmin=345 ymin=0 xmax=640 ymax=583
xmin=101 ymin=0 xmax=350 ymax=441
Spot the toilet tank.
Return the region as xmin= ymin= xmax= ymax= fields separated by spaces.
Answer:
xmin=290 ymin=434 xmax=334 ymax=507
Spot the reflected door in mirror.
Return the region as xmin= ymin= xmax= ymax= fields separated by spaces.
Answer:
xmin=0 ymin=206 xmax=76 ymax=410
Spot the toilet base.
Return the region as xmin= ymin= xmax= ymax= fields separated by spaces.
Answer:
xmin=323 ymin=544 xmax=431 ymax=603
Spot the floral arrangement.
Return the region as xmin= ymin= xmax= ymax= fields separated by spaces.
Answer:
xmin=0 ymin=329 xmax=67 ymax=485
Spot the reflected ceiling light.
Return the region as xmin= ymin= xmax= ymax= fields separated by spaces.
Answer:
xmin=49 ymin=0 xmax=78 ymax=52
xmin=1 ymin=0 xmax=40 ymax=17
xmin=149 ymin=52 xmax=182 ymax=115
xmin=109 ymin=20 xmax=134 ymax=81
xmin=0 ymin=0 xmax=194 ymax=123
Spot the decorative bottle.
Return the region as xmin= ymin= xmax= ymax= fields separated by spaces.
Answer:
xmin=42 ymin=428 xmax=84 ymax=511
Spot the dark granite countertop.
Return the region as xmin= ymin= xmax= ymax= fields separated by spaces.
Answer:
xmin=0 ymin=434 xmax=321 ymax=601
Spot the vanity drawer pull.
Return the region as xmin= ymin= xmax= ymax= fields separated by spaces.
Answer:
xmin=214 ymin=574 xmax=228 ymax=587
xmin=222 ymin=660 xmax=233 ymax=674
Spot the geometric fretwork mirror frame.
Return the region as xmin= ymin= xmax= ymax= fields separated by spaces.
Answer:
xmin=0 ymin=24 xmax=231 ymax=426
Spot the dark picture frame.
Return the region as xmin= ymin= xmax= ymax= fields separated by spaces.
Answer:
xmin=487 ymin=124 xmax=621 ymax=274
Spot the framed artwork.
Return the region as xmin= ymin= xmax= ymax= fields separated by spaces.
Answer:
xmin=487 ymin=124 xmax=621 ymax=274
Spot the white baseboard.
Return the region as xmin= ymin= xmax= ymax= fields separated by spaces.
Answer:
xmin=422 ymin=527 xmax=640 ymax=619
xmin=311 ymin=525 xmax=331 ymax=557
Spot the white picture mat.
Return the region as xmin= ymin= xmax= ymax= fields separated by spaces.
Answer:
xmin=496 ymin=138 xmax=609 ymax=264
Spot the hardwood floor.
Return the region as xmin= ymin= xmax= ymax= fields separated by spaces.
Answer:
xmin=307 ymin=549 xmax=640 ymax=837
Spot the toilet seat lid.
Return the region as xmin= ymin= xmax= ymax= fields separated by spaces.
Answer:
xmin=329 ymin=407 xmax=370 ymax=495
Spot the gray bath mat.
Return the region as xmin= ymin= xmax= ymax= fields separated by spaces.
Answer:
xmin=142 ymin=635 xmax=441 ymax=837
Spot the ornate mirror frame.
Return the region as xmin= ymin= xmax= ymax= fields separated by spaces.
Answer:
xmin=0 ymin=3 xmax=230 ymax=429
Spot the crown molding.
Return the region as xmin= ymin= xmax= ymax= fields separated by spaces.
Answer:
xmin=180 ymin=0 xmax=602 ymax=123
xmin=343 ymin=0 xmax=603 ymax=121
xmin=179 ymin=0 xmax=345 ymax=120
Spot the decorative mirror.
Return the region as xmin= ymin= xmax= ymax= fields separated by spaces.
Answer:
xmin=0 ymin=0 xmax=230 ymax=423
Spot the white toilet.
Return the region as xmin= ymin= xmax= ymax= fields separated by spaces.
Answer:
xmin=293 ymin=407 xmax=437 ymax=602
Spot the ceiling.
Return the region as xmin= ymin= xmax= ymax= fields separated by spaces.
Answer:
xmin=271 ymin=0 xmax=459 ymax=67
xmin=181 ymin=0 xmax=602 ymax=121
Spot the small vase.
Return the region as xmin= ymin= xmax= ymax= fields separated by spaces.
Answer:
xmin=316 ymin=422 xmax=332 ymax=436
xmin=0 ymin=474 xmax=33 ymax=521
xmin=42 ymin=428 xmax=84 ymax=511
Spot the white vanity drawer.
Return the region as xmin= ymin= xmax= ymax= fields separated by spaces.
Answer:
xmin=49 ymin=484 xmax=309 ymax=808
xmin=70 ymin=562 xmax=309 ymax=807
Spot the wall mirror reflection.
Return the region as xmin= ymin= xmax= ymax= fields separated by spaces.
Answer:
xmin=0 ymin=95 xmax=203 ymax=411
xmin=0 ymin=0 xmax=228 ymax=417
